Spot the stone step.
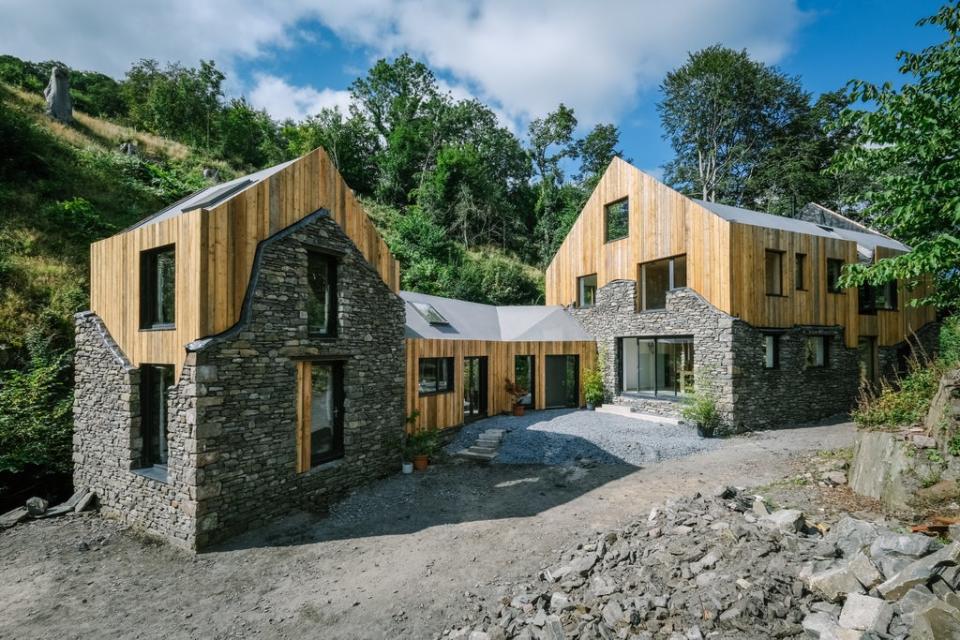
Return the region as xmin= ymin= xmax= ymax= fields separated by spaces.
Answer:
xmin=468 ymin=445 xmax=498 ymax=455
xmin=456 ymin=449 xmax=497 ymax=462
xmin=595 ymin=404 xmax=681 ymax=425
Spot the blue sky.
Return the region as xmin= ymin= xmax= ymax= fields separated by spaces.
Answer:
xmin=2 ymin=0 xmax=946 ymax=176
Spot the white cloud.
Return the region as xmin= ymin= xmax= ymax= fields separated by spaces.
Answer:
xmin=1 ymin=0 xmax=809 ymax=125
xmin=249 ymin=74 xmax=351 ymax=121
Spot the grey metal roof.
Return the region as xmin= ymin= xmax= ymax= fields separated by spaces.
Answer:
xmin=126 ymin=160 xmax=296 ymax=231
xmin=692 ymin=199 xmax=909 ymax=262
xmin=400 ymin=291 xmax=591 ymax=341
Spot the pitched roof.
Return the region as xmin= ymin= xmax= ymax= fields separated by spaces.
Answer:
xmin=125 ymin=159 xmax=296 ymax=232
xmin=400 ymin=291 xmax=591 ymax=341
xmin=692 ymin=198 xmax=909 ymax=262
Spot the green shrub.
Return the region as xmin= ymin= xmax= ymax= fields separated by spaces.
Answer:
xmin=939 ymin=316 xmax=960 ymax=367
xmin=680 ymin=386 xmax=723 ymax=437
xmin=853 ymin=359 xmax=940 ymax=429
xmin=0 ymin=331 xmax=73 ymax=474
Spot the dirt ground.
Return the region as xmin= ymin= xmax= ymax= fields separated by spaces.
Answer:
xmin=1 ymin=420 xmax=855 ymax=640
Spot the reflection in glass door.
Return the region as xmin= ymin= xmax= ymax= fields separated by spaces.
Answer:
xmin=514 ymin=355 xmax=535 ymax=406
xmin=620 ymin=337 xmax=694 ymax=397
xmin=545 ymin=355 xmax=579 ymax=408
xmin=463 ymin=356 xmax=488 ymax=421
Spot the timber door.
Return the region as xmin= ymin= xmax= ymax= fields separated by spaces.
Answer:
xmin=545 ymin=355 xmax=579 ymax=408
xmin=463 ymin=356 xmax=488 ymax=422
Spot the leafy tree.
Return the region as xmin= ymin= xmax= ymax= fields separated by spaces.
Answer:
xmin=574 ymin=123 xmax=625 ymax=190
xmin=834 ymin=3 xmax=960 ymax=310
xmin=658 ymin=45 xmax=808 ymax=205
xmin=284 ymin=107 xmax=379 ymax=196
xmin=218 ymin=98 xmax=284 ymax=168
xmin=528 ymin=104 xmax=577 ymax=261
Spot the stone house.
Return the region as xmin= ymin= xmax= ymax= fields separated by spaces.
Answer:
xmin=73 ymin=150 xmax=936 ymax=549
xmin=547 ymin=158 xmax=938 ymax=430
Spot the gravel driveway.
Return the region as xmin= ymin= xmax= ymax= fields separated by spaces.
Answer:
xmin=445 ymin=408 xmax=723 ymax=466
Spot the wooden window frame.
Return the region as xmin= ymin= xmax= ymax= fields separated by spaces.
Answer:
xmin=296 ymin=360 xmax=346 ymax=473
xmin=795 ymin=253 xmax=807 ymax=291
xmin=603 ymin=197 xmax=629 ymax=243
xmin=826 ymin=258 xmax=845 ymax=294
xmin=418 ymin=357 xmax=455 ymax=396
xmin=577 ymin=274 xmax=598 ymax=308
xmin=307 ymin=251 xmax=338 ymax=338
xmin=139 ymin=244 xmax=176 ymax=331
xmin=764 ymin=250 xmax=785 ymax=297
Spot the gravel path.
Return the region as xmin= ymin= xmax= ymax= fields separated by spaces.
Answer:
xmin=445 ymin=408 xmax=723 ymax=466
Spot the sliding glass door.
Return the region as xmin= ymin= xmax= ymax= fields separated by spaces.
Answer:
xmin=620 ymin=336 xmax=694 ymax=397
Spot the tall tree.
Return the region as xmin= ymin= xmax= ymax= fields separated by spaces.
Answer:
xmin=833 ymin=3 xmax=960 ymax=310
xmin=574 ymin=123 xmax=625 ymax=190
xmin=528 ymin=104 xmax=577 ymax=260
xmin=284 ymin=107 xmax=379 ymax=195
xmin=658 ymin=46 xmax=807 ymax=205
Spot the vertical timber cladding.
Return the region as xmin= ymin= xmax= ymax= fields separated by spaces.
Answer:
xmin=872 ymin=246 xmax=937 ymax=347
xmin=405 ymin=338 xmax=597 ymax=432
xmin=88 ymin=147 xmax=401 ymax=380
xmin=543 ymin=157 xmax=733 ymax=315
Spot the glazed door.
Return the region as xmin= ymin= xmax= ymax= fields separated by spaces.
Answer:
xmin=463 ymin=356 xmax=488 ymax=421
xmin=545 ymin=355 xmax=579 ymax=408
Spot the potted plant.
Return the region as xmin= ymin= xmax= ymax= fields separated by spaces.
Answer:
xmin=583 ymin=366 xmax=604 ymax=410
xmin=680 ymin=386 xmax=722 ymax=438
xmin=395 ymin=411 xmax=420 ymax=473
xmin=407 ymin=425 xmax=440 ymax=471
xmin=505 ymin=378 xmax=529 ymax=416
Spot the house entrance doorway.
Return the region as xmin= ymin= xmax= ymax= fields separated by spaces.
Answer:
xmin=463 ymin=356 xmax=488 ymax=421
xmin=545 ymin=355 xmax=579 ymax=408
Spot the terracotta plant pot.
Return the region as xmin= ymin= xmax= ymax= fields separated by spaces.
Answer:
xmin=413 ymin=454 xmax=429 ymax=471
xmin=512 ymin=404 xmax=525 ymax=417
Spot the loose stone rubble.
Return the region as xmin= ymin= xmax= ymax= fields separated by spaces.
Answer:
xmin=442 ymin=487 xmax=960 ymax=639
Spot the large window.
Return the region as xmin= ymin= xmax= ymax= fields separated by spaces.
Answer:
xmin=140 ymin=245 xmax=175 ymax=329
xmin=141 ymin=364 xmax=173 ymax=467
xmin=859 ymin=280 xmax=898 ymax=314
xmin=604 ymin=198 xmax=629 ymax=242
xmin=639 ymin=255 xmax=687 ymax=311
xmin=805 ymin=336 xmax=829 ymax=368
xmin=826 ymin=259 xmax=845 ymax=294
xmin=577 ymin=274 xmax=597 ymax=308
xmin=296 ymin=361 xmax=345 ymax=470
xmin=418 ymin=357 xmax=455 ymax=395
xmin=795 ymin=253 xmax=807 ymax=290
xmin=765 ymin=250 xmax=784 ymax=296
xmin=307 ymin=252 xmax=337 ymax=337
xmin=620 ymin=336 xmax=694 ymax=397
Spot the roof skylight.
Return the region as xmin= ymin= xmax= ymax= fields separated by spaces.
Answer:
xmin=412 ymin=302 xmax=449 ymax=325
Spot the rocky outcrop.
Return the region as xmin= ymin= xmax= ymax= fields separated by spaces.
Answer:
xmin=44 ymin=66 xmax=73 ymax=123
xmin=443 ymin=489 xmax=960 ymax=640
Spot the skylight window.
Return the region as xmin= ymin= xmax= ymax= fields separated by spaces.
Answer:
xmin=412 ymin=302 xmax=449 ymax=325
xmin=817 ymin=224 xmax=834 ymax=232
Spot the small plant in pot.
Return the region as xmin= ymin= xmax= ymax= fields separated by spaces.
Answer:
xmin=680 ymin=386 xmax=722 ymax=438
xmin=394 ymin=411 xmax=421 ymax=473
xmin=505 ymin=378 xmax=529 ymax=416
xmin=583 ymin=366 xmax=604 ymax=410
xmin=407 ymin=425 xmax=440 ymax=471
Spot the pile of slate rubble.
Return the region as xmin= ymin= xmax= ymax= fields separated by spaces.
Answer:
xmin=442 ymin=487 xmax=960 ymax=639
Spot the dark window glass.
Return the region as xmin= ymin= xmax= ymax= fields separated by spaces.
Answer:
xmin=795 ymin=254 xmax=806 ymax=290
xmin=418 ymin=357 xmax=455 ymax=395
xmin=140 ymin=246 xmax=175 ymax=329
xmin=859 ymin=279 xmax=898 ymax=314
xmin=765 ymin=250 xmax=783 ymax=295
xmin=514 ymin=355 xmax=535 ymax=406
xmin=307 ymin=252 xmax=337 ymax=337
xmin=309 ymin=362 xmax=344 ymax=466
xmin=604 ymin=198 xmax=629 ymax=242
xmin=859 ymin=337 xmax=877 ymax=384
xmin=763 ymin=334 xmax=780 ymax=369
xmin=141 ymin=364 xmax=173 ymax=467
xmin=826 ymin=259 xmax=845 ymax=293
xmin=639 ymin=255 xmax=686 ymax=310
xmin=577 ymin=274 xmax=597 ymax=308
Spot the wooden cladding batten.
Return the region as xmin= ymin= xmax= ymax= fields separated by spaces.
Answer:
xmin=89 ymin=148 xmax=401 ymax=378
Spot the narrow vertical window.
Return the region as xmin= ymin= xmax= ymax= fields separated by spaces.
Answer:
xmin=765 ymin=250 xmax=783 ymax=296
xmin=805 ymin=336 xmax=829 ymax=368
xmin=141 ymin=364 xmax=173 ymax=467
xmin=826 ymin=259 xmax=845 ymax=294
xmin=307 ymin=252 xmax=337 ymax=337
xmin=140 ymin=245 xmax=175 ymax=329
xmin=795 ymin=253 xmax=806 ymax=290
xmin=577 ymin=274 xmax=597 ymax=308
xmin=604 ymin=198 xmax=629 ymax=242
xmin=296 ymin=361 xmax=345 ymax=471
xmin=763 ymin=334 xmax=780 ymax=369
